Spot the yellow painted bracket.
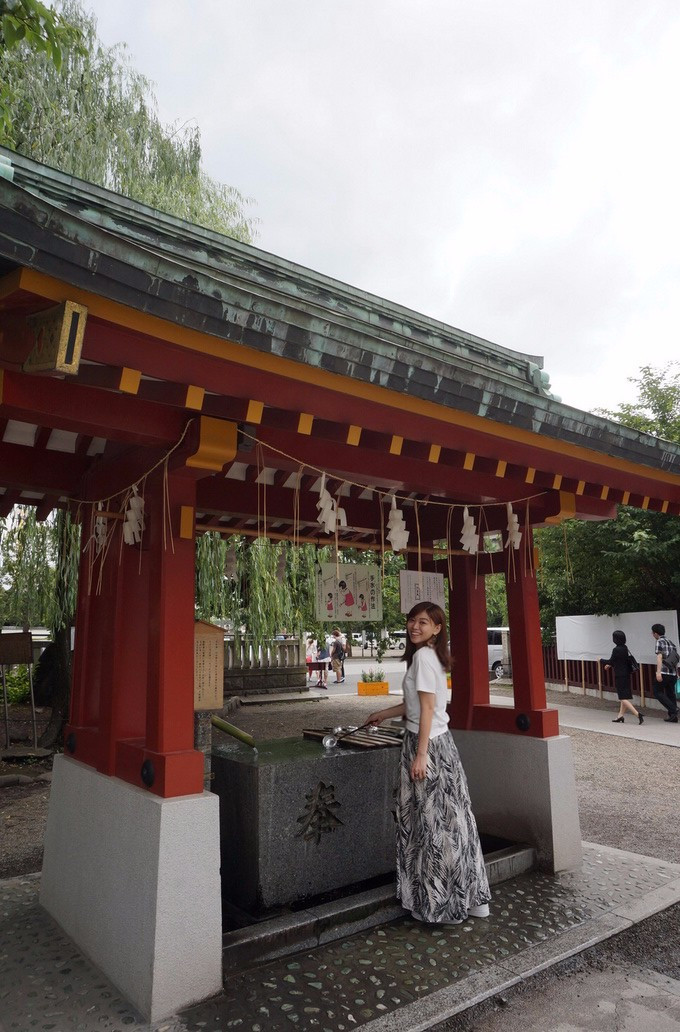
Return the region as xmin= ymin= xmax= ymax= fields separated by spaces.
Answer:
xmin=544 ymin=491 xmax=576 ymax=525
xmin=180 ymin=506 xmax=194 ymax=539
xmin=186 ymin=416 xmax=237 ymax=471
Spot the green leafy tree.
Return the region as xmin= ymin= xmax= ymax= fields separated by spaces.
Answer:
xmin=598 ymin=363 xmax=680 ymax=441
xmin=0 ymin=0 xmax=255 ymax=240
xmin=485 ymin=572 xmax=508 ymax=627
xmin=537 ymin=363 xmax=680 ymax=635
xmin=0 ymin=0 xmax=83 ymax=133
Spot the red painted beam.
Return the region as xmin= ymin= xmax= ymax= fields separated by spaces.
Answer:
xmin=0 ymin=440 xmax=89 ymax=494
xmin=79 ymin=319 xmax=680 ymax=504
xmin=1 ymin=369 xmax=187 ymax=446
xmin=248 ymin=427 xmax=532 ymax=506
xmin=0 ymin=489 xmax=20 ymax=517
xmin=197 ymin=477 xmax=382 ymax=535
xmin=77 ymin=445 xmax=168 ymax=502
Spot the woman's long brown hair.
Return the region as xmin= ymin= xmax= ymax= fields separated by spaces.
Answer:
xmin=403 ymin=601 xmax=451 ymax=672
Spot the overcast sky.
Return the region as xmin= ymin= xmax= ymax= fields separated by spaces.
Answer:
xmin=84 ymin=0 xmax=680 ymax=417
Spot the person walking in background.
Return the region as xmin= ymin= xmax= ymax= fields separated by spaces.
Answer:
xmin=604 ymin=630 xmax=643 ymax=724
xmin=329 ymin=627 xmax=345 ymax=683
xmin=366 ymin=601 xmax=491 ymax=925
xmin=305 ymin=637 xmax=317 ymax=683
xmin=651 ymin=623 xmax=679 ymax=723
xmin=316 ymin=640 xmax=330 ymax=687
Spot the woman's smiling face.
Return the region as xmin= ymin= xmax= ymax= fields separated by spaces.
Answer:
xmin=407 ymin=611 xmax=441 ymax=646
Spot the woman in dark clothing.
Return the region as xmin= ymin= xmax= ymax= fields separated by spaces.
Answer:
xmin=604 ymin=629 xmax=643 ymax=724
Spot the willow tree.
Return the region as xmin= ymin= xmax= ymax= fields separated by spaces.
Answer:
xmin=0 ymin=0 xmax=256 ymax=744
xmin=0 ymin=0 xmax=256 ymax=241
xmin=0 ymin=507 xmax=79 ymax=747
xmin=195 ymin=534 xmax=328 ymax=645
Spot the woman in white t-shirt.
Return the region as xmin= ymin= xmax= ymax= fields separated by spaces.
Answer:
xmin=368 ymin=601 xmax=491 ymax=925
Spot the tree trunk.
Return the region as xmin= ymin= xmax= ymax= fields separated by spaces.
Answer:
xmin=38 ymin=625 xmax=71 ymax=750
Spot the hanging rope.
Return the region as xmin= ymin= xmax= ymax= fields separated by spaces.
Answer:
xmin=238 ymin=426 xmax=545 ymax=514
xmin=414 ymin=499 xmax=422 ymax=574
xmin=563 ymin=523 xmax=574 ymax=584
xmin=446 ymin=504 xmax=455 ymax=588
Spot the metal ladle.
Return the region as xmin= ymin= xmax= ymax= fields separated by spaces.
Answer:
xmin=322 ymin=721 xmax=379 ymax=748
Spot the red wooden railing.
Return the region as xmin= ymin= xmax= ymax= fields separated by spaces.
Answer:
xmin=542 ymin=644 xmax=655 ymax=704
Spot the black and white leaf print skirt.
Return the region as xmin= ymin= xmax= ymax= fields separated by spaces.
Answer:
xmin=396 ymin=730 xmax=491 ymax=924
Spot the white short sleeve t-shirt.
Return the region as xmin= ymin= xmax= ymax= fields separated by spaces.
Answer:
xmin=401 ymin=646 xmax=449 ymax=738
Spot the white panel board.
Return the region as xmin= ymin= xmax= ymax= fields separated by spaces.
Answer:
xmin=555 ymin=610 xmax=679 ymax=664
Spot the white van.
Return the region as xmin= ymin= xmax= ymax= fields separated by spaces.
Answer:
xmin=487 ymin=627 xmax=508 ymax=678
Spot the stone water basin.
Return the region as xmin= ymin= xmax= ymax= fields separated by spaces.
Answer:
xmin=211 ymin=735 xmax=400 ymax=916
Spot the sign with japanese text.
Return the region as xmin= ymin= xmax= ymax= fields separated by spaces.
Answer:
xmin=399 ymin=570 xmax=446 ymax=614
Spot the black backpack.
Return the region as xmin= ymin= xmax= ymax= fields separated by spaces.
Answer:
xmin=662 ymin=639 xmax=680 ymax=673
xmin=332 ymin=640 xmax=345 ymax=662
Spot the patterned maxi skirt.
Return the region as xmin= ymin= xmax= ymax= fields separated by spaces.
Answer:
xmin=396 ymin=730 xmax=491 ymax=923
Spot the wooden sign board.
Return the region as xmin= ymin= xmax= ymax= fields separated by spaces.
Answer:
xmin=0 ymin=631 xmax=33 ymax=666
xmin=194 ymin=621 xmax=224 ymax=711
xmin=24 ymin=301 xmax=87 ymax=375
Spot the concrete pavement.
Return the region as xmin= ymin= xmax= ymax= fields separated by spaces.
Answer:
xmin=291 ymin=657 xmax=680 ymax=748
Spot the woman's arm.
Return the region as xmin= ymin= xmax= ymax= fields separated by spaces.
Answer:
xmin=367 ymin=702 xmax=405 ymax=724
xmin=411 ymin=691 xmax=435 ymax=780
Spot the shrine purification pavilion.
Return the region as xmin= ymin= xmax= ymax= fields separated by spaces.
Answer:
xmin=1 ymin=146 xmax=680 ymax=1019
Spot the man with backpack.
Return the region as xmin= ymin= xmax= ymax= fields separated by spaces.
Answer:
xmin=651 ymin=623 xmax=679 ymax=723
xmin=330 ymin=628 xmax=346 ymax=684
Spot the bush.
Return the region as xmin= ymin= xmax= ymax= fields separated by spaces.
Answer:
xmin=4 ymin=665 xmax=30 ymax=703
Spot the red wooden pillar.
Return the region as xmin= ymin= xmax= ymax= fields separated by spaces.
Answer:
xmin=67 ymin=416 xmax=237 ymax=796
xmin=115 ymin=468 xmax=204 ymax=797
xmin=448 ymin=556 xmax=489 ymax=729
xmin=502 ymin=536 xmax=558 ymax=737
xmin=66 ymin=508 xmax=150 ymax=772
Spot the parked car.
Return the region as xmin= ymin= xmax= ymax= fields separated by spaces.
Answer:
xmin=487 ymin=627 xmax=508 ymax=678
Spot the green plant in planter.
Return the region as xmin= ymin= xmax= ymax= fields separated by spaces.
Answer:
xmin=360 ymin=668 xmax=385 ymax=683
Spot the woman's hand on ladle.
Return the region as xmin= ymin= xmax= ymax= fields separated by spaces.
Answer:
xmin=366 ymin=711 xmax=384 ymax=726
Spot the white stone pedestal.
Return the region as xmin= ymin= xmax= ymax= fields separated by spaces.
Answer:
xmin=454 ymin=731 xmax=583 ymax=872
xmin=40 ymin=755 xmax=223 ymax=1022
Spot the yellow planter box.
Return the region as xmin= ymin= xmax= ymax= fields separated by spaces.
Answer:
xmin=357 ymin=681 xmax=389 ymax=696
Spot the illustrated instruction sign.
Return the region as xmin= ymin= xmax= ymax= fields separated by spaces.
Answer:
xmin=399 ymin=570 xmax=446 ymax=614
xmin=315 ymin=563 xmax=382 ymax=622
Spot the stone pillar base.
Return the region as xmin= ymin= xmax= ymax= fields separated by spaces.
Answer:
xmin=454 ymin=730 xmax=582 ymax=873
xmin=40 ymin=755 xmax=222 ymax=1021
